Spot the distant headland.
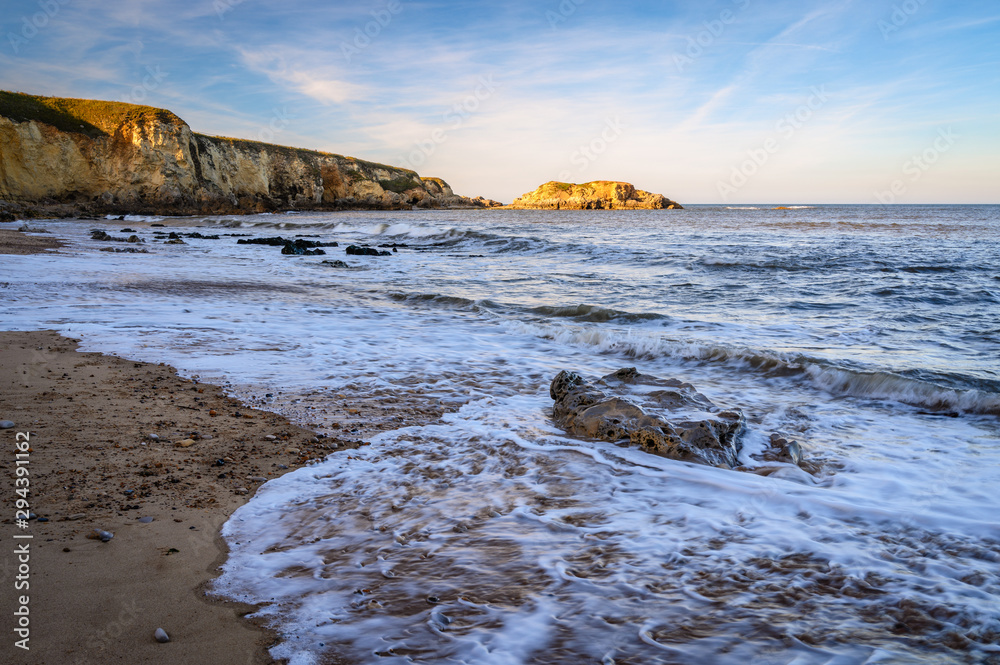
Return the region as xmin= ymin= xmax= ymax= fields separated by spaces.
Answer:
xmin=507 ymin=181 xmax=682 ymax=210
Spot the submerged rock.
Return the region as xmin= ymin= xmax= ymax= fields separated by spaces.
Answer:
xmin=346 ymin=244 xmax=392 ymax=256
xmin=550 ymin=367 xmax=744 ymax=468
xmin=281 ymin=239 xmax=327 ymax=255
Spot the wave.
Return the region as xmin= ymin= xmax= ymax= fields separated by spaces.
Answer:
xmin=104 ymin=214 xmax=165 ymax=223
xmin=504 ymin=321 xmax=1000 ymax=416
xmin=386 ymin=291 xmax=500 ymax=313
xmin=203 ymin=218 xmax=555 ymax=254
xmin=527 ymin=303 xmax=668 ymax=323
xmin=696 ymin=256 xmax=820 ymax=272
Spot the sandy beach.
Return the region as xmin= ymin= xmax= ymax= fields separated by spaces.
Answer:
xmin=0 ymin=229 xmax=333 ymax=662
xmin=1 ymin=328 xmax=324 ymax=663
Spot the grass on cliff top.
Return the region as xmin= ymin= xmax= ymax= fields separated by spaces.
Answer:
xmin=539 ymin=180 xmax=619 ymax=192
xmin=0 ymin=90 xmax=184 ymax=138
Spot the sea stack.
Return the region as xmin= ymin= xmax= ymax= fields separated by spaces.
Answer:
xmin=508 ymin=180 xmax=682 ymax=210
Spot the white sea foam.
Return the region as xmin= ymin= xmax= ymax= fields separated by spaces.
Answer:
xmin=3 ymin=207 xmax=999 ymax=664
xmin=217 ymin=390 xmax=1000 ymax=664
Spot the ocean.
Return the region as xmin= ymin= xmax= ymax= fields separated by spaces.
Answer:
xmin=3 ymin=204 xmax=999 ymax=664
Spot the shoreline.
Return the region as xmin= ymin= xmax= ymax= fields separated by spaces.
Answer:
xmin=0 ymin=330 xmax=327 ymax=663
xmin=0 ymin=228 xmax=64 ymax=255
xmin=1 ymin=200 xmax=501 ymax=223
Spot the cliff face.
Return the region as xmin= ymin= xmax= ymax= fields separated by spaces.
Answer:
xmin=0 ymin=92 xmax=492 ymax=214
xmin=508 ymin=181 xmax=682 ymax=210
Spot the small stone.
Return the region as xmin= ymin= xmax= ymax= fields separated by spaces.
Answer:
xmin=0 ymin=420 xmax=15 ymax=429
xmin=154 ymin=628 xmax=170 ymax=643
xmin=175 ymin=439 xmax=196 ymax=448
xmin=67 ymin=513 xmax=86 ymax=521
xmin=248 ymin=476 xmax=267 ymax=482
xmin=37 ymin=517 xmax=49 ymax=523
xmin=264 ymin=435 xmax=276 ymax=441
xmin=285 ymin=447 xmax=300 ymax=454
xmin=137 ymin=516 xmax=154 ymax=523
xmin=148 ymin=433 xmax=159 ymax=440
xmin=234 ymin=487 xmax=249 ymax=495
xmin=87 ymin=529 xmax=114 ymax=542
xmin=201 ymin=434 xmax=213 ymax=440
xmin=209 ymin=410 xmax=218 ymax=417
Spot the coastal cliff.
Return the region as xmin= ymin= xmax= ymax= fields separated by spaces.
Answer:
xmin=0 ymin=91 xmax=497 ymax=215
xmin=508 ymin=181 xmax=682 ymax=210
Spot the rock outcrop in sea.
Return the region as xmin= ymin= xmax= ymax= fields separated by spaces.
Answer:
xmin=551 ymin=367 xmax=805 ymax=471
xmin=0 ymin=91 xmax=499 ymax=215
xmin=509 ymin=181 xmax=682 ymax=210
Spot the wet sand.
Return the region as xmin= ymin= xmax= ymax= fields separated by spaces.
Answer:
xmin=0 ymin=330 xmax=328 ymax=663
xmin=0 ymin=228 xmax=64 ymax=255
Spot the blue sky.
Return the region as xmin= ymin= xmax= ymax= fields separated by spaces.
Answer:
xmin=1 ymin=0 xmax=998 ymax=203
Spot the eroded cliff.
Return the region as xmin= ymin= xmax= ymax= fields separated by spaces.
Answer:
xmin=0 ymin=91 xmax=495 ymax=214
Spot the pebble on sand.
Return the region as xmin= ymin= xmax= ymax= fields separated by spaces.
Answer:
xmin=154 ymin=628 xmax=170 ymax=643
xmin=0 ymin=420 xmax=15 ymax=429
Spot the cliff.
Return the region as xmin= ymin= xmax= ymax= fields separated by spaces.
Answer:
xmin=0 ymin=91 xmax=497 ymax=215
xmin=508 ymin=181 xmax=682 ymax=210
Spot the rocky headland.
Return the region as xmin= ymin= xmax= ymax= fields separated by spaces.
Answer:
xmin=0 ymin=91 xmax=500 ymax=217
xmin=508 ymin=180 xmax=682 ymax=210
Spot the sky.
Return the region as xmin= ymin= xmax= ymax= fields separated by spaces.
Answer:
xmin=1 ymin=0 xmax=998 ymax=204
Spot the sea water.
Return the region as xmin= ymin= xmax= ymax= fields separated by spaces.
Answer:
xmin=2 ymin=205 xmax=998 ymax=664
